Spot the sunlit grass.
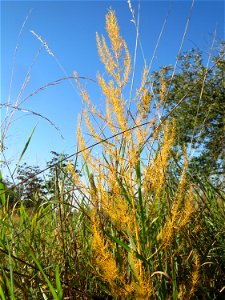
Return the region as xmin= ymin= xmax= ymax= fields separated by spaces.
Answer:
xmin=0 ymin=8 xmax=224 ymax=300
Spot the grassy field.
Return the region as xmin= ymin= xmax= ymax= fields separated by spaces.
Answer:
xmin=1 ymin=9 xmax=225 ymax=300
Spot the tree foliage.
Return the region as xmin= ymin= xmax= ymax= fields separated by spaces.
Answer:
xmin=45 ymin=151 xmax=78 ymax=202
xmin=17 ymin=163 xmax=46 ymax=207
xmin=151 ymin=43 xmax=225 ymax=184
xmin=5 ymin=151 xmax=79 ymax=208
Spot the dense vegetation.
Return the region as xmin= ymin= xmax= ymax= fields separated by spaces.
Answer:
xmin=0 ymin=9 xmax=224 ymax=300
xmin=151 ymin=45 xmax=225 ymax=183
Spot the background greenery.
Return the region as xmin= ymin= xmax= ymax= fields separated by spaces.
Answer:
xmin=0 ymin=8 xmax=224 ymax=300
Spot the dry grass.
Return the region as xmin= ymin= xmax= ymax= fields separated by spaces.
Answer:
xmin=0 ymin=8 xmax=224 ymax=300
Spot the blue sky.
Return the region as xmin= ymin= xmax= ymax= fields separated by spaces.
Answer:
xmin=1 ymin=0 xmax=224 ymax=178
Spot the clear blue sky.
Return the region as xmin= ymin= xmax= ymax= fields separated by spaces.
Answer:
xmin=1 ymin=0 xmax=224 ymax=178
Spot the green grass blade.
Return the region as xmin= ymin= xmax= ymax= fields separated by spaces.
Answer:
xmin=0 ymin=171 xmax=6 ymax=206
xmin=135 ymin=158 xmax=146 ymax=244
xmin=2 ymin=270 xmax=16 ymax=300
xmin=106 ymin=232 xmax=148 ymax=264
xmin=30 ymin=252 xmax=59 ymax=300
xmin=12 ymin=125 xmax=37 ymax=176
xmin=55 ymin=265 xmax=63 ymax=300
xmin=106 ymin=233 xmax=131 ymax=252
xmin=0 ymin=281 xmax=6 ymax=300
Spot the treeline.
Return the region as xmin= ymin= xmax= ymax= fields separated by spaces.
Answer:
xmin=1 ymin=151 xmax=79 ymax=209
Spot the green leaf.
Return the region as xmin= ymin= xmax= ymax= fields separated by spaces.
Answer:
xmin=106 ymin=232 xmax=148 ymax=264
xmin=0 ymin=171 xmax=6 ymax=206
xmin=19 ymin=203 xmax=28 ymax=224
xmin=135 ymin=158 xmax=146 ymax=243
xmin=2 ymin=270 xmax=16 ymax=300
xmin=0 ymin=283 xmax=6 ymax=300
xmin=30 ymin=252 xmax=59 ymax=300
xmin=12 ymin=125 xmax=37 ymax=176
xmin=55 ymin=265 xmax=63 ymax=300
xmin=106 ymin=233 xmax=131 ymax=252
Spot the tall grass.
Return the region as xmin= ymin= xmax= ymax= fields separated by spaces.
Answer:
xmin=0 ymin=9 xmax=224 ymax=300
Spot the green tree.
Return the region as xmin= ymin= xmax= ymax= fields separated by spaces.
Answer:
xmin=151 ymin=44 xmax=225 ymax=185
xmin=17 ymin=163 xmax=46 ymax=207
xmin=45 ymin=151 xmax=80 ymax=208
